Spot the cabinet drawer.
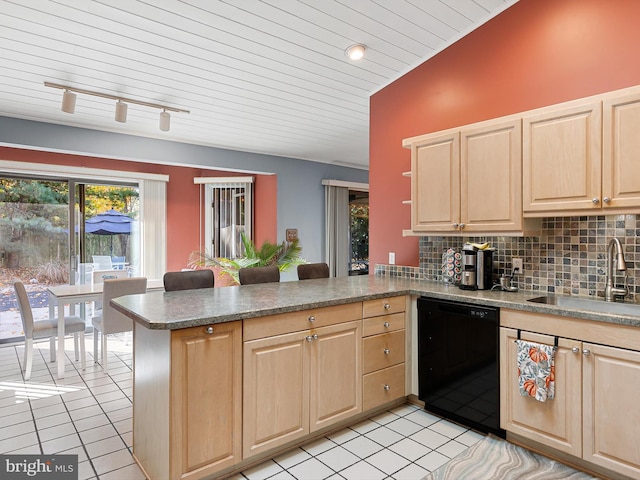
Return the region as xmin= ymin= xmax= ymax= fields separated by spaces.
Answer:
xmin=363 ymin=312 xmax=405 ymax=337
xmin=363 ymin=330 xmax=405 ymax=374
xmin=363 ymin=296 xmax=405 ymax=318
xmin=244 ymin=302 xmax=362 ymax=341
xmin=363 ymin=363 xmax=405 ymax=411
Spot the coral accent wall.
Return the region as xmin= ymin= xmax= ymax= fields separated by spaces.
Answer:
xmin=0 ymin=147 xmax=277 ymax=271
xmin=370 ymin=0 xmax=640 ymax=267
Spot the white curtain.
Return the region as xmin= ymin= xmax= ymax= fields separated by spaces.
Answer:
xmin=139 ymin=179 xmax=167 ymax=279
xmin=325 ymin=185 xmax=349 ymax=277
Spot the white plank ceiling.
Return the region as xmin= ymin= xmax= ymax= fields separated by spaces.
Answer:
xmin=0 ymin=0 xmax=517 ymax=169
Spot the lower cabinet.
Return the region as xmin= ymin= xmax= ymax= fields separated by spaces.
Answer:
xmin=170 ymin=322 xmax=243 ymax=480
xmin=500 ymin=310 xmax=640 ymax=479
xmin=243 ymin=319 xmax=362 ymax=458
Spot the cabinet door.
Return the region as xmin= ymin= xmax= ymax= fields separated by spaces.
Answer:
xmin=170 ymin=322 xmax=242 ymax=480
xmin=499 ymin=328 xmax=582 ymax=456
xmin=461 ymin=119 xmax=522 ymax=232
xmin=602 ymin=91 xmax=640 ymax=210
xmin=411 ymin=131 xmax=460 ymax=232
xmin=243 ymin=331 xmax=309 ymax=458
xmin=309 ymin=321 xmax=362 ymax=432
xmin=583 ymin=343 xmax=640 ymax=478
xmin=522 ymin=101 xmax=602 ymax=213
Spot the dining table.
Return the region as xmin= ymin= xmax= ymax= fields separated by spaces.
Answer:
xmin=47 ymin=278 xmax=164 ymax=378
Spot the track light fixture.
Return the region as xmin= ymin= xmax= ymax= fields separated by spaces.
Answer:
xmin=345 ymin=44 xmax=366 ymax=61
xmin=45 ymin=82 xmax=189 ymax=131
xmin=115 ymin=100 xmax=128 ymax=123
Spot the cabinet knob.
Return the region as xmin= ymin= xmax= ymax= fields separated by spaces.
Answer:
xmin=459 ymin=223 xmax=465 ymax=229
xmin=383 ymin=384 xmax=391 ymax=391
xmin=308 ymin=315 xmax=315 ymax=322
xmin=384 ymin=303 xmax=390 ymax=310
xmin=383 ymin=321 xmax=390 ymax=328
xmin=383 ymin=348 xmax=390 ymax=355
xmin=582 ymin=348 xmax=591 ymax=356
xmin=453 ymin=223 xmax=459 ymax=228
xmin=306 ymin=334 xmax=318 ymax=342
xmin=603 ymin=196 xmax=611 ymax=204
xmin=592 ymin=197 xmax=600 ymax=204
xmin=205 ymin=326 xmax=214 ymax=334
xmin=572 ymin=347 xmax=580 ymax=354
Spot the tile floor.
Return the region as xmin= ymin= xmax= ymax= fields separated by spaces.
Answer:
xmin=0 ymin=335 xmax=485 ymax=480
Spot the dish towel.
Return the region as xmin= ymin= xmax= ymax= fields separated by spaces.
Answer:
xmin=516 ymin=340 xmax=557 ymax=402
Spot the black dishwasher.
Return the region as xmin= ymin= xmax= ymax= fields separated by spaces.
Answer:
xmin=417 ymin=297 xmax=504 ymax=437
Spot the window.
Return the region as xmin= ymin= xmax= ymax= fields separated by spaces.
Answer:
xmin=196 ymin=177 xmax=253 ymax=259
xmin=349 ymin=190 xmax=369 ymax=275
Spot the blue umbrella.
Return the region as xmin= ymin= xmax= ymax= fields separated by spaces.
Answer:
xmin=86 ymin=209 xmax=136 ymax=254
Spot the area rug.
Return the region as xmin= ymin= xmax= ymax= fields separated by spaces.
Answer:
xmin=423 ymin=434 xmax=599 ymax=479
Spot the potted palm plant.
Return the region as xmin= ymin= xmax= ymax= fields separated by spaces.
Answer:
xmin=188 ymin=232 xmax=306 ymax=285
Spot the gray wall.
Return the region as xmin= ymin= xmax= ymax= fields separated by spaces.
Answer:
xmin=0 ymin=117 xmax=368 ymax=277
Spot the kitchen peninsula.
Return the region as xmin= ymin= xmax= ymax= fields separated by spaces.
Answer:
xmin=113 ymin=275 xmax=640 ymax=480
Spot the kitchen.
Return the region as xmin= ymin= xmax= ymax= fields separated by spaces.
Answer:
xmin=2 ymin=1 xmax=640 ymax=479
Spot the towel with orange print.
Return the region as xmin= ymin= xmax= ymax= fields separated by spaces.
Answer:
xmin=516 ymin=340 xmax=557 ymax=402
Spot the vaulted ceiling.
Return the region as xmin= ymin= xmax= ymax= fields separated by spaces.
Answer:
xmin=0 ymin=0 xmax=517 ymax=169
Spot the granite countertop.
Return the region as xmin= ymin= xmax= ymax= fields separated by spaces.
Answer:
xmin=111 ymin=275 xmax=640 ymax=330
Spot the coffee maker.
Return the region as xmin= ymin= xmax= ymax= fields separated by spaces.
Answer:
xmin=460 ymin=245 xmax=494 ymax=290
xmin=460 ymin=245 xmax=477 ymax=290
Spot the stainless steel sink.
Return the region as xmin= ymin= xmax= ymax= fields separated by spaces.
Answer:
xmin=527 ymin=295 xmax=640 ymax=316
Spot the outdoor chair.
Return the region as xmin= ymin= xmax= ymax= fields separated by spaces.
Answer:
xmin=92 ymin=277 xmax=147 ymax=373
xmin=297 ymin=262 xmax=330 ymax=280
xmin=111 ymin=256 xmax=126 ymax=270
xmin=92 ymin=255 xmax=113 ymax=271
xmin=239 ymin=265 xmax=280 ymax=285
xmin=13 ymin=281 xmax=86 ymax=380
xmin=163 ymin=269 xmax=215 ymax=291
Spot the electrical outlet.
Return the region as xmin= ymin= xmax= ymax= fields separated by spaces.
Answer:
xmin=389 ymin=252 xmax=396 ymax=265
xmin=512 ymin=258 xmax=524 ymax=274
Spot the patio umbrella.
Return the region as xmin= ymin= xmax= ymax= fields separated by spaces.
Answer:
xmin=85 ymin=209 xmax=136 ymax=255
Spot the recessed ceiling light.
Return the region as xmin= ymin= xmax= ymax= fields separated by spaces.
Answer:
xmin=345 ymin=44 xmax=366 ymax=61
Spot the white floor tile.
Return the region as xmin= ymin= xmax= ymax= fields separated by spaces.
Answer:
xmin=429 ymin=418 xmax=468 ymax=439
xmin=409 ymin=428 xmax=450 ymax=449
xmin=385 ymin=417 xmax=424 ymax=437
xmin=415 ymin=450 xmax=450 ymax=472
xmin=342 ymin=435 xmax=384 ymax=459
xmin=339 ymin=460 xmax=386 ymax=480
xmin=242 ymin=459 xmax=283 ymax=480
xmin=388 ymin=437 xmax=431 ymax=462
xmin=287 ymin=458 xmax=334 ymax=480
xmin=301 ymin=436 xmax=337 ymax=456
xmin=437 ymin=439 xmax=468 ymax=458
xmin=366 ymin=448 xmax=411 ymax=475
xmin=456 ymin=429 xmax=485 ymax=446
xmin=349 ymin=418 xmax=380 ymax=435
xmin=316 ymin=445 xmax=359 ymax=471
xmin=327 ymin=427 xmax=360 ymax=444
xmin=404 ymin=409 xmax=441 ymax=428
xmin=273 ymin=447 xmax=312 ymax=470
xmin=91 ymin=448 xmax=136 ymax=476
xmin=391 ymin=462 xmax=429 ymax=480
xmin=364 ymin=426 xmax=404 ymax=447
xmin=370 ymin=411 xmax=400 ymax=425
xmin=389 ymin=403 xmax=419 ymax=417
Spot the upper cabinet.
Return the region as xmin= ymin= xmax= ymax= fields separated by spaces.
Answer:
xmin=523 ymin=87 xmax=640 ymax=216
xmin=404 ymin=117 xmax=540 ymax=235
xmin=522 ymin=101 xmax=602 ymax=214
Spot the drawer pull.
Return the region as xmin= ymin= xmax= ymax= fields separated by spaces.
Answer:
xmin=383 ymin=321 xmax=390 ymax=328
xmin=572 ymin=347 xmax=580 ymax=354
xmin=383 ymin=303 xmax=390 ymax=310
xmin=582 ymin=348 xmax=591 ymax=356
xmin=308 ymin=316 xmax=315 ymax=323
xmin=306 ymin=334 xmax=318 ymax=342
xmin=205 ymin=326 xmax=214 ymax=334
xmin=383 ymin=384 xmax=390 ymax=391
xmin=383 ymin=348 xmax=390 ymax=355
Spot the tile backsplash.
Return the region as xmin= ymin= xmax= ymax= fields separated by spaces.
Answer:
xmin=376 ymin=214 xmax=640 ymax=301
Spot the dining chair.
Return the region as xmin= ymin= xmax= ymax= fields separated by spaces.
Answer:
xmin=92 ymin=277 xmax=147 ymax=373
xmin=238 ymin=265 xmax=280 ymax=285
xmin=297 ymin=262 xmax=330 ymax=280
xmin=13 ymin=281 xmax=86 ymax=380
xmin=163 ymin=269 xmax=215 ymax=291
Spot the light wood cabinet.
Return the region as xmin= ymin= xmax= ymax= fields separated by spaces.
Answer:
xmin=362 ymin=296 xmax=406 ymax=410
xmin=170 ymin=322 xmax=242 ymax=480
xmin=602 ymin=89 xmax=640 ymax=210
xmin=501 ymin=310 xmax=640 ymax=479
xmin=243 ymin=305 xmax=362 ymax=459
xmin=403 ymin=118 xmax=538 ymax=235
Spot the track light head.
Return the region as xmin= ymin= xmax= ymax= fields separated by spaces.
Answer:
xmin=159 ymin=109 xmax=170 ymax=131
xmin=61 ymin=89 xmax=76 ymax=114
xmin=115 ymin=100 xmax=128 ymax=123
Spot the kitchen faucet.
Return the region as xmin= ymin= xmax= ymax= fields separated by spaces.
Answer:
xmin=605 ymin=237 xmax=629 ymax=302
